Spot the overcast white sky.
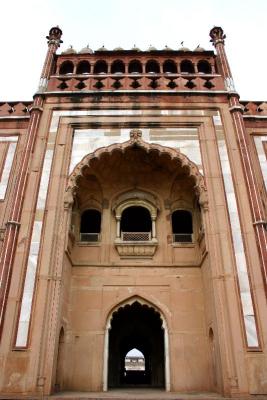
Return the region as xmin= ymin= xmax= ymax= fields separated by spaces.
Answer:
xmin=1 ymin=0 xmax=266 ymax=101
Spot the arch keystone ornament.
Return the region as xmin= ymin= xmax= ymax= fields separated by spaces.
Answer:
xmin=129 ymin=128 xmax=142 ymax=141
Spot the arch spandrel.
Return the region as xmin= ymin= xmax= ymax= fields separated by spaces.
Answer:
xmin=66 ymin=129 xmax=206 ymax=202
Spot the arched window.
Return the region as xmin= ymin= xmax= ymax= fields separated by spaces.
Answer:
xmin=172 ymin=210 xmax=193 ymax=242
xmin=124 ymin=348 xmax=146 ymax=384
xmin=197 ymin=60 xmax=212 ymax=74
xmin=80 ymin=209 xmax=101 ymax=242
xmin=121 ymin=206 xmax=152 ymax=241
xmin=111 ymin=60 xmax=125 ymax=74
xmin=125 ymin=348 xmax=145 ymax=371
xmin=163 ymin=60 xmax=177 ymax=73
xmin=146 ymin=60 xmax=160 ymax=74
xmin=180 ymin=60 xmax=195 ymax=74
xmin=76 ymin=60 xmax=90 ymax=74
xmin=128 ymin=60 xmax=142 ymax=74
xmin=59 ymin=61 xmax=74 ymax=75
xmin=93 ymin=60 xmax=108 ymax=74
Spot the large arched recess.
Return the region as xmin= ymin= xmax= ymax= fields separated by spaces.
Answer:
xmin=103 ymin=296 xmax=170 ymax=391
xmin=66 ymin=129 xmax=206 ymax=201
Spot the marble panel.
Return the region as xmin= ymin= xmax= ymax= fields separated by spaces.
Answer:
xmin=254 ymin=136 xmax=267 ymax=189
xmin=15 ymin=126 xmax=56 ymax=346
xmin=15 ymin=321 xmax=29 ymax=347
xmin=69 ymin=127 xmax=202 ymax=175
xmin=0 ymin=140 xmax=18 ymax=200
xmin=215 ymin=120 xmax=259 ymax=347
xmin=36 ymin=150 xmax=54 ymax=210
xmin=244 ymin=316 xmax=259 ymax=347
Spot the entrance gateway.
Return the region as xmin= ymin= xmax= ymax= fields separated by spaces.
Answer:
xmin=103 ymin=297 xmax=170 ymax=391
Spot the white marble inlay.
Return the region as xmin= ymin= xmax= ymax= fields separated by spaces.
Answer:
xmin=16 ymin=147 xmax=55 ymax=345
xmin=254 ymin=136 xmax=267 ymax=189
xmin=69 ymin=128 xmax=202 ymax=174
xmin=0 ymin=138 xmax=18 ymax=200
xmin=53 ymin=109 xmax=213 ymax=118
xmin=36 ymin=150 xmax=54 ymax=210
xmin=216 ymin=121 xmax=259 ymax=347
xmin=15 ymin=220 xmax=42 ymax=347
xmin=0 ymin=136 xmax=18 ymax=142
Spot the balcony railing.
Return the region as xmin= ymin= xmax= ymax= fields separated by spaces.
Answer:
xmin=47 ymin=74 xmax=225 ymax=93
xmin=121 ymin=232 xmax=151 ymax=241
xmin=80 ymin=232 xmax=100 ymax=242
xmin=173 ymin=233 xmax=193 ymax=243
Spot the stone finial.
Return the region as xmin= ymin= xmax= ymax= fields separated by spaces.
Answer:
xmin=130 ymin=129 xmax=142 ymax=141
xmin=209 ymin=26 xmax=226 ymax=46
xmin=46 ymin=26 xmax=63 ymax=47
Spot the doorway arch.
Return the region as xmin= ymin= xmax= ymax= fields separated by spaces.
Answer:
xmin=103 ymin=297 xmax=170 ymax=391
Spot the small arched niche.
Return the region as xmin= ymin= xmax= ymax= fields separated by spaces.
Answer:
xmin=128 ymin=60 xmax=142 ymax=74
xmin=121 ymin=206 xmax=152 ymax=241
xmin=70 ymin=174 xmax=103 ymax=245
xmin=94 ymin=60 xmax=108 ymax=74
xmin=197 ymin=60 xmax=212 ymax=74
xmin=77 ymin=60 xmax=91 ymax=74
xmin=55 ymin=327 xmax=65 ymax=392
xmin=163 ymin=59 xmax=177 ymax=74
xmin=59 ymin=60 xmax=74 ymax=75
xmin=111 ymin=60 xmax=125 ymax=74
xmin=80 ymin=209 xmax=101 ymax=242
xmin=112 ymin=190 xmax=159 ymax=257
xmin=172 ymin=209 xmax=193 ymax=243
xmin=180 ymin=59 xmax=195 ymax=74
xmin=146 ymin=60 xmax=160 ymax=74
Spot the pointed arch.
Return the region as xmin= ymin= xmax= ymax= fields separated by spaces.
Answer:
xmin=103 ymin=295 xmax=170 ymax=391
xmin=66 ymin=133 xmax=206 ymax=203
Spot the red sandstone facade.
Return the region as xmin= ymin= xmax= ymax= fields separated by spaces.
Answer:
xmin=0 ymin=27 xmax=266 ymax=398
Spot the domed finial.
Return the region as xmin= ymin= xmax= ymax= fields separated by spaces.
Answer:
xmin=46 ymin=26 xmax=63 ymax=47
xmin=209 ymin=26 xmax=226 ymax=46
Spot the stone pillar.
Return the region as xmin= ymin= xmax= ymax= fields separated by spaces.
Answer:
xmin=116 ymin=217 xmax=121 ymax=238
xmin=0 ymin=27 xmax=63 ymax=337
xmin=38 ymin=26 xmax=63 ymax=92
xmin=152 ymin=218 xmax=156 ymax=239
xmin=210 ymin=26 xmax=267 ymax=295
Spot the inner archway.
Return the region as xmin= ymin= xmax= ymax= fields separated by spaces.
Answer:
xmin=107 ymin=301 xmax=166 ymax=389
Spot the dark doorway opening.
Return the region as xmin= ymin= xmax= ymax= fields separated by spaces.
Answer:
xmin=80 ymin=209 xmax=101 ymax=242
xmin=108 ymin=301 xmax=165 ymax=388
xmin=121 ymin=206 xmax=152 ymax=232
xmin=172 ymin=209 xmax=193 ymax=242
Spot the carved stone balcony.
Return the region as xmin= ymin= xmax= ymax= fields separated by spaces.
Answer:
xmin=115 ymin=232 xmax=158 ymax=258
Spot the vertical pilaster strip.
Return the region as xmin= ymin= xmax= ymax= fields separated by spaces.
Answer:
xmin=210 ymin=26 xmax=267 ymax=296
xmin=0 ymin=137 xmax=18 ymax=199
xmin=214 ymin=115 xmax=259 ymax=347
xmin=0 ymin=27 xmax=63 ymax=339
xmin=15 ymin=130 xmax=56 ymax=347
